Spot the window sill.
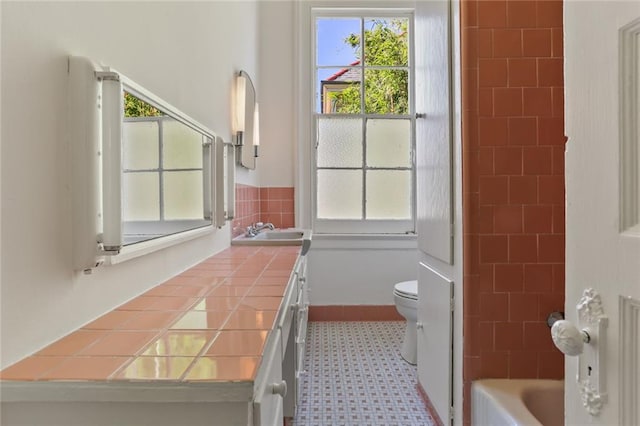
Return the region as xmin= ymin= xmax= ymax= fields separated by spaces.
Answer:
xmin=104 ymin=226 xmax=215 ymax=266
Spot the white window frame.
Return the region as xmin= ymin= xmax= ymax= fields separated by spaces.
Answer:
xmin=309 ymin=7 xmax=416 ymax=235
xmin=122 ymin=114 xmax=212 ymax=245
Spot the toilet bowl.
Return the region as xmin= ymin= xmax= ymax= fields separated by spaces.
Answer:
xmin=393 ymin=280 xmax=418 ymax=365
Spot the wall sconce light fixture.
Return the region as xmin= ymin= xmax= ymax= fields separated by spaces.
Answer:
xmin=233 ymin=70 xmax=259 ymax=170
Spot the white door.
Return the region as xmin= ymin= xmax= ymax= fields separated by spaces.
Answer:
xmin=564 ymin=2 xmax=640 ymax=425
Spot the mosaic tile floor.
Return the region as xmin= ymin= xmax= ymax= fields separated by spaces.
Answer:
xmin=293 ymin=321 xmax=436 ymax=426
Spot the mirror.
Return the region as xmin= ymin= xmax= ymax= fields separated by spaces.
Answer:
xmin=68 ymin=56 xmax=222 ymax=271
xmin=122 ymin=91 xmax=214 ymax=245
xmin=235 ymin=70 xmax=258 ymax=170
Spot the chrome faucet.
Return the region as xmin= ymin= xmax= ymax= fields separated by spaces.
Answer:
xmin=245 ymin=222 xmax=275 ymax=237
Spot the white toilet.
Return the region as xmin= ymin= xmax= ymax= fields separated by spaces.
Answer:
xmin=393 ymin=280 xmax=418 ymax=365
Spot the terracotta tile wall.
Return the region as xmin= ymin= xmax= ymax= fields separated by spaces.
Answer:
xmin=233 ymin=184 xmax=261 ymax=237
xmin=260 ymin=187 xmax=295 ymax=230
xmin=461 ymin=0 xmax=565 ymax=423
xmin=232 ymin=185 xmax=295 ymax=237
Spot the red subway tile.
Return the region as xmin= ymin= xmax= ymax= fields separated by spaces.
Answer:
xmin=507 ymin=1 xmax=537 ymax=28
xmin=259 ymin=187 xmax=269 ymax=200
xmin=282 ymin=199 xmax=295 ymax=214
xmin=522 ymin=29 xmax=552 ymax=57
xmin=508 ymin=117 xmax=537 ymax=146
xmin=464 ymin=355 xmax=482 ymax=381
xmin=479 ymin=264 xmax=495 ymax=293
xmin=552 ymin=146 xmax=565 ymax=175
xmin=494 ymin=322 xmax=524 ymax=351
xmin=538 ymin=58 xmax=563 ymax=87
xmin=523 ymin=263 xmax=553 ymax=293
xmin=523 ymin=205 xmax=553 ymax=233
xmin=479 ymin=351 xmax=509 ymax=377
xmin=282 ymin=213 xmax=295 ymax=228
xmin=538 ymin=234 xmax=564 ymax=262
xmin=462 ymin=70 xmax=476 ymax=113
xmin=494 ymin=263 xmax=524 ymax=292
xmin=552 ymin=87 xmax=564 ymax=118
xmin=524 ymin=322 xmax=554 ymax=351
xmin=494 ymin=204 xmax=523 ymax=234
xmin=479 ymin=176 xmax=509 ymax=204
xmin=472 ymin=318 xmax=495 ymax=354
xmin=464 ymin=115 xmax=480 ymax=148
xmin=523 ymin=88 xmax=553 ymax=116
xmin=552 ymin=264 xmax=565 ymax=294
xmin=538 ymin=175 xmax=564 ymax=204
xmin=508 ymin=58 xmax=537 ymax=87
xmin=463 ymin=28 xmax=479 ymax=65
xmin=273 ymin=187 xmax=294 ymax=200
xmin=538 ymin=117 xmax=565 ymax=146
xmin=462 ymin=0 xmax=478 ymax=27
xmin=479 ymin=117 xmax=509 ymax=146
xmin=494 ymin=88 xmax=523 ymax=116
xmin=478 ymin=148 xmax=495 ymax=175
xmin=478 ymin=29 xmax=493 ymax=58
xmin=465 ymin=279 xmax=482 ymax=317
xmin=479 ymin=88 xmax=494 ymax=116
xmin=480 ymin=293 xmax=509 ymax=322
xmin=478 ymin=1 xmax=507 ymax=28
xmin=509 ymin=351 xmax=539 ymax=378
xmin=509 ymin=293 xmax=539 ymax=322
xmin=538 ymin=292 xmax=564 ymax=324
xmin=536 ymin=0 xmax=563 ymax=28
xmin=479 ymin=59 xmax=508 ymax=87
xmin=493 ymin=29 xmax=522 ymax=58
xmin=266 ymin=200 xmax=282 ymax=213
xmin=465 ymin=235 xmax=481 ymax=275
xmin=479 ymin=205 xmax=495 ymax=233
xmin=538 ymin=351 xmax=564 ymax=379
xmin=480 ymin=235 xmax=509 ymax=263
xmin=552 ymin=204 xmax=565 ymax=234
xmin=523 ymin=147 xmax=553 ymax=175
xmin=551 ymin=28 xmax=563 ymax=58
xmin=509 ymin=234 xmax=538 ymax=262
xmin=509 ymin=176 xmax=538 ymax=204
xmin=494 ymin=147 xmax=523 ymax=175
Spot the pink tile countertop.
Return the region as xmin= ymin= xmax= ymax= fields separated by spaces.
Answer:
xmin=0 ymin=246 xmax=301 ymax=384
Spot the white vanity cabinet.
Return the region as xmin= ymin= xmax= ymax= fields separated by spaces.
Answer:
xmin=252 ymin=329 xmax=284 ymax=426
xmin=1 ymin=251 xmax=310 ymax=426
xmin=294 ymin=255 xmax=309 ymax=400
xmin=278 ymin=253 xmax=308 ymax=420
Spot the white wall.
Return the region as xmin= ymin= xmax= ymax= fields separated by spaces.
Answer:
xmin=257 ymin=1 xmax=296 ymax=188
xmin=0 ymin=1 xmax=259 ymax=368
xmin=308 ymin=237 xmax=418 ymax=305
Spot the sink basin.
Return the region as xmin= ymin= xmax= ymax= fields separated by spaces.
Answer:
xmin=253 ymin=230 xmax=305 ymax=240
xmin=231 ymin=228 xmax=312 ymax=255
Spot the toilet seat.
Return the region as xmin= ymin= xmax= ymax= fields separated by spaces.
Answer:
xmin=393 ymin=280 xmax=417 ymax=300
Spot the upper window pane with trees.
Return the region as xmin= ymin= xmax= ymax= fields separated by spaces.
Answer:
xmin=316 ymin=17 xmax=409 ymax=115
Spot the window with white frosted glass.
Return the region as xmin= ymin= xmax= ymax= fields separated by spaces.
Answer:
xmin=313 ymin=11 xmax=415 ymax=233
xmin=122 ymin=98 xmax=211 ymax=244
xmin=164 ymin=171 xmax=204 ymax=220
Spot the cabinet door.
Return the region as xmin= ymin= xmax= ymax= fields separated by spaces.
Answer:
xmin=295 ymin=257 xmax=309 ymax=405
xmin=253 ymin=329 xmax=284 ymax=426
xmin=277 ymin=274 xmax=297 ymax=358
xmin=417 ymin=261 xmax=453 ymax=424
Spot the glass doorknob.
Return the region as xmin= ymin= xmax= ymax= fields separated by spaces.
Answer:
xmin=550 ymin=319 xmax=590 ymax=356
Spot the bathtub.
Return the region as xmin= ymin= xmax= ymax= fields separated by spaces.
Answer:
xmin=472 ymin=379 xmax=564 ymax=426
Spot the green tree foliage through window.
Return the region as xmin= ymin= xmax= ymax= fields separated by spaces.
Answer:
xmin=329 ymin=19 xmax=408 ymax=114
xmin=124 ymin=92 xmax=163 ymax=117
